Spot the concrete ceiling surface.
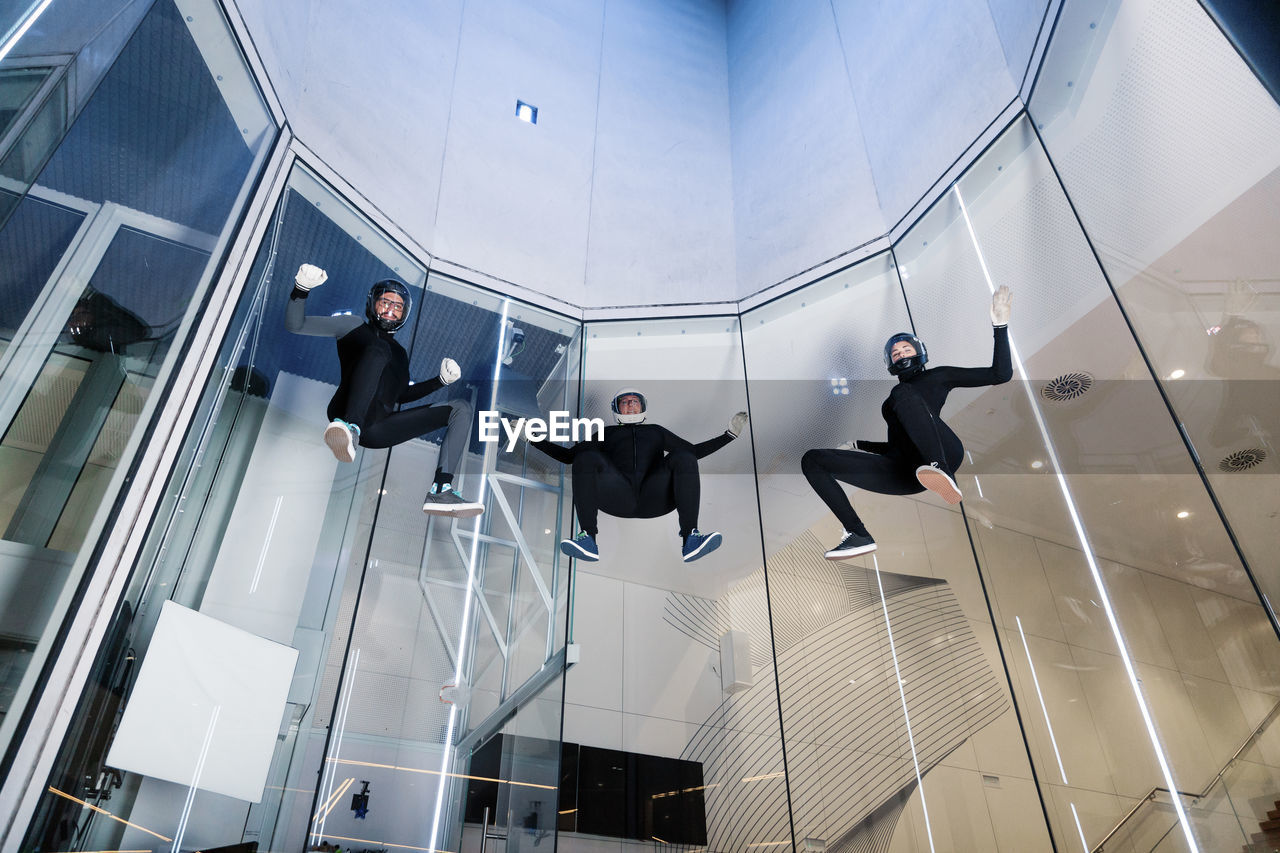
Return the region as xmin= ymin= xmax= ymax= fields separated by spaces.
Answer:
xmin=230 ymin=0 xmax=1050 ymax=309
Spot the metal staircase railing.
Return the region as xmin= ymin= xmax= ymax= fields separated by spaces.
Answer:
xmin=1092 ymin=699 xmax=1280 ymax=852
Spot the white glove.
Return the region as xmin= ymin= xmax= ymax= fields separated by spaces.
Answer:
xmin=727 ymin=411 xmax=748 ymax=438
xmin=294 ymin=263 xmax=328 ymax=292
xmin=836 ymin=439 xmax=857 ymax=451
xmin=990 ymin=285 xmax=1012 ymax=326
xmin=439 ymin=357 xmax=461 ymax=385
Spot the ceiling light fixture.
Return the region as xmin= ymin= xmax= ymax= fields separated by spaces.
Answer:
xmin=516 ymin=100 xmax=538 ymax=124
xmin=1169 ymin=369 xmax=1185 ymax=379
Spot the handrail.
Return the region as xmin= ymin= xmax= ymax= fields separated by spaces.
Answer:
xmin=1091 ymin=699 xmax=1280 ymax=852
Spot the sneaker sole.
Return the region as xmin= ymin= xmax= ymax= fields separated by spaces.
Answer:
xmin=917 ymin=467 xmax=963 ymax=504
xmin=824 ymin=542 xmax=877 ymax=560
xmin=324 ymin=423 xmax=355 ymax=463
xmin=682 ymin=532 xmax=723 ymax=563
xmin=559 ymin=539 xmax=600 ymax=562
xmin=422 ymin=502 xmax=485 ymax=518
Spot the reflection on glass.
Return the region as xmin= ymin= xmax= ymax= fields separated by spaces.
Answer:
xmin=1030 ymin=0 xmax=1280 ymax=610
xmin=550 ymin=316 xmax=785 ymax=852
xmin=743 ymin=253 xmax=1046 ymax=851
xmin=0 ymin=0 xmax=273 ymax=787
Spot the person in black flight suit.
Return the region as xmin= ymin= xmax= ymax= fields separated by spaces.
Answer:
xmin=803 ymin=285 xmax=1013 ymax=559
xmin=530 ymin=389 xmax=748 ymax=563
xmin=285 ymin=263 xmax=483 ymax=518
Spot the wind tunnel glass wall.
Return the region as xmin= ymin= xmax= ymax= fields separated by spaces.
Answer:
xmin=741 ymin=253 xmax=1050 ymax=852
xmin=1029 ymin=0 xmax=1280 ymax=620
xmin=0 ymin=0 xmax=153 ymax=230
xmin=894 ymin=110 xmax=1280 ymax=851
xmin=0 ymin=0 xmax=272 ymax=767
xmin=20 ymin=160 xmax=582 ymax=853
xmin=549 ymin=317 xmax=787 ymax=853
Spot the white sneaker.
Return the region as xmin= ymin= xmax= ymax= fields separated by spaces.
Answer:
xmin=324 ymin=419 xmax=356 ymax=463
xmin=916 ymin=463 xmax=962 ymax=504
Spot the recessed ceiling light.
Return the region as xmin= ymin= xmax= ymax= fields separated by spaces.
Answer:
xmin=1169 ymin=369 xmax=1185 ymax=379
xmin=516 ymin=100 xmax=538 ymax=124
xmin=1176 ymin=511 xmax=1190 ymax=519
xmin=1031 ymin=460 xmax=1044 ymax=469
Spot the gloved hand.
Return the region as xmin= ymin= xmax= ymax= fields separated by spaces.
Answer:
xmin=439 ymin=357 xmax=461 ymax=385
xmin=990 ymin=285 xmax=1012 ymax=326
xmin=727 ymin=411 xmax=748 ymax=438
xmin=294 ymin=263 xmax=328 ymax=292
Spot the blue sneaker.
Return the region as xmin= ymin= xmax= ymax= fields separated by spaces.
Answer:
xmin=681 ymin=530 xmax=722 ymax=563
xmin=560 ymin=531 xmax=599 ymax=562
xmin=422 ymin=483 xmax=484 ymax=518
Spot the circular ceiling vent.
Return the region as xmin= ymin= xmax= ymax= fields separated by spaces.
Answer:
xmin=1219 ymin=448 xmax=1267 ymax=472
xmin=1040 ymin=372 xmax=1094 ymax=402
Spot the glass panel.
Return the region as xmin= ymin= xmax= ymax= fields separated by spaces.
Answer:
xmin=741 ymin=252 xmax=1049 ymax=852
xmin=0 ymin=0 xmax=273 ymax=765
xmin=892 ymin=110 xmax=1280 ymax=851
xmin=1029 ymin=0 xmax=1280 ymax=611
xmin=22 ymin=151 xmax=583 ymax=852
xmin=0 ymin=0 xmax=155 ymax=229
xmin=550 ymin=315 xmax=790 ymax=852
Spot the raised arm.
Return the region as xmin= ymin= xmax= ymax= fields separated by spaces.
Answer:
xmin=687 ymin=411 xmax=747 ymax=459
xmin=398 ymin=358 xmax=459 ymax=404
xmin=932 ymin=288 xmax=1014 ymax=388
xmin=285 ymin=263 xmax=362 ymax=337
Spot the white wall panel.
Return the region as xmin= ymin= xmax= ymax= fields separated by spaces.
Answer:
xmin=432 ymin=0 xmax=605 ymax=306
xmin=726 ymin=0 xmax=886 ymax=298
xmin=986 ymin=0 xmax=1054 ymax=89
xmin=585 ymin=0 xmax=736 ymax=306
xmin=236 ymin=0 xmax=463 ymax=249
xmin=831 ymin=0 xmax=1018 ymax=225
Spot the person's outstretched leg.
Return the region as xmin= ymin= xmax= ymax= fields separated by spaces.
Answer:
xmin=634 ymin=449 xmax=721 ymax=562
xmin=360 ymin=399 xmax=483 ymax=517
xmin=801 ymin=447 xmax=918 ymax=559
xmin=559 ymin=448 xmax=630 ymax=562
xmin=324 ymin=338 xmax=392 ymax=462
xmin=886 ymin=384 xmax=965 ymax=504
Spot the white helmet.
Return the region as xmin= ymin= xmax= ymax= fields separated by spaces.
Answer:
xmin=610 ymin=388 xmax=647 ymax=424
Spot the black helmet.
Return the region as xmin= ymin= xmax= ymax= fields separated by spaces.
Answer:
xmin=366 ymin=279 xmax=411 ymax=333
xmin=884 ymin=332 xmax=927 ymax=377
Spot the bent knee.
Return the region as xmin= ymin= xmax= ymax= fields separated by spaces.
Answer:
xmin=801 ymin=448 xmax=826 ymax=473
xmin=448 ymin=398 xmax=473 ymax=419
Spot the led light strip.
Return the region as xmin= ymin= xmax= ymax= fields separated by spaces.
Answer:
xmin=427 ymin=300 xmax=511 ymax=853
xmin=312 ymin=648 xmax=361 ymax=845
xmin=955 ymin=184 xmax=1198 ymax=852
xmin=326 ymin=757 xmax=556 ymax=790
xmin=45 ymin=788 xmax=171 ymax=842
xmin=1017 ymin=616 xmax=1068 ymax=784
xmin=0 ymin=0 xmax=54 ymax=65
xmin=873 ymin=553 xmax=936 ymax=853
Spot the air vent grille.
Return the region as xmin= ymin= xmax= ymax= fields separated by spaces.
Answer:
xmin=1219 ymin=448 xmax=1266 ymax=472
xmin=1040 ymin=372 xmax=1094 ymax=402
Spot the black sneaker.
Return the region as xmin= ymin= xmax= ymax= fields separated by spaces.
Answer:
xmin=422 ymin=484 xmax=485 ymax=518
xmin=824 ymin=529 xmax=876 ymax=560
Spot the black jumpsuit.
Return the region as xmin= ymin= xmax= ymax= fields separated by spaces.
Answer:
xmin=531 ymin=424 xmax=733 ymax=538
xmin=802 ymin=326 xmax=1012 ymax=534
xmin=285 ymin=288 xmax=473 ymax=480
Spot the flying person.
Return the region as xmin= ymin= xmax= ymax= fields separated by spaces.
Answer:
xmin=803 ymin=286 xmax=1013 ymax=559
xmin=530 ymin=389 xmax=748 ymax=563
xmin=285 ymin=263 xmax=483 ymax=517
